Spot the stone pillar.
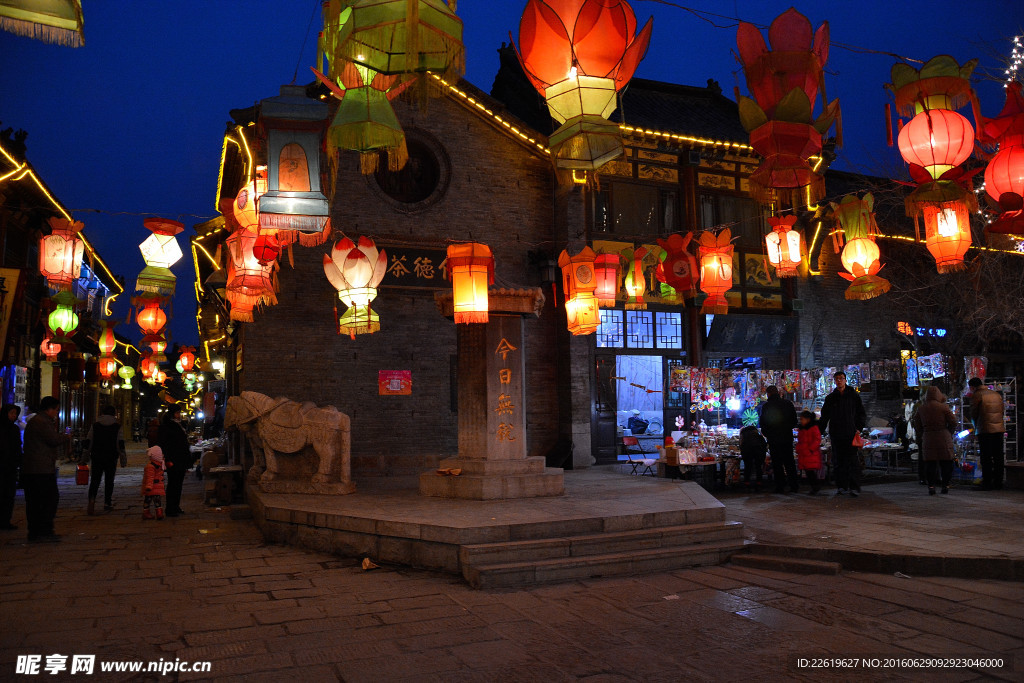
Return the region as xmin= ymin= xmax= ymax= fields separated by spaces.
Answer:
xmin=420 ymin=288 xmax=565 ymax=500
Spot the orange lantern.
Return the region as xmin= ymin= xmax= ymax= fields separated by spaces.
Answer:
xmin=39 ymin=217 xmax=85 ymax=291
xmin=154 ymin=370 xmax=168 ymax=385
xmin=981 ymin=82 xmax=1024 ymax=234
xmin=139 ymin=353 xmax=157 ymax=379
xmin=593 ymin=253 xmax=620 ymax=307
xmin=447 ymin=243 xmax=494 ymax=324
xmin=623 ymin=247 xmax=648 ymax=310
xmin=698 ymin=229 xmax=734 ymax=314
xmin=922 ymin=201 xmax=971 ymax=273
xmin=227 ymin=230 xmax=277 ymax=300
xmin=144 ymin=334 xmax=167 ymax=357
xmin=558 ymin=247 xmax=600 ymax=335
xmin=897 ymin=110 xmax=975 ymax=180
xmin=40 ymin=335 xmax=61 ymax=361
xmin=178 ymin=346 xmax=196 ymax=373
xmin=97 ymin=356 xmax=118 ymax=380
xmin=832 ymin=193 xmax=890 ymax=300
xmin=134 ymin=295 xmax=167 ymax=337
xmin=764 ymin=216 xmax=803 ymax=277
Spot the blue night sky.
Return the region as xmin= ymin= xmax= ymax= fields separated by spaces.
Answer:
xmin=1 ymin=1 xmax=1021 ymax=347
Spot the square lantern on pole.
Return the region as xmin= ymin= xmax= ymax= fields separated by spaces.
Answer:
xmin=257 ymin=85 xmax=330 ymax=233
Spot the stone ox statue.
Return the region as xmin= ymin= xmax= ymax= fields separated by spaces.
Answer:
xmin=225 ymin=391 xmax=355 ymax=495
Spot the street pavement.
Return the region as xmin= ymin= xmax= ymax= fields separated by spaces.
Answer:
xmin=1 ymin=448 xmax=1021 ymax=682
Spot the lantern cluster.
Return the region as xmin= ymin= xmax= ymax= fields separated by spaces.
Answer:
xmin=981 ymin=82 xmax=1024 ymax=235
xmin=558 ymin=247 xmax=600 ymax=335
xmin=514 ymin=0 xmax=652 ymax=171
xmin=736 ymin=8 xmax=840 ymax=206
xmin=832 ymin=193 xmax=890 ymax=300
xmin=888 ymin=56 xmax=980 ymax=273
xmin=323 ymin=237 xmax=387 ymax=336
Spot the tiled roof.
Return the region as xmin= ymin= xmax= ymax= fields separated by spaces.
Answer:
xmin=613 ymin=78 xmax=749 ymax=145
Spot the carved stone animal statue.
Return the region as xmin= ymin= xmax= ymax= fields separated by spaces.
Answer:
xmin=225 ymin=391 xmax=352 ymax=493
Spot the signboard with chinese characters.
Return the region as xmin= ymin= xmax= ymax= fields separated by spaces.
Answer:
xmin=379 ymin=247 xmax=448 ymax=289
xmin=706 ymin=314 xmax=795 ymax=354
xmin=378 ymin=370 xmax=412 ymax=395
xmin=486 ymin=316 xmax=526 ymax=460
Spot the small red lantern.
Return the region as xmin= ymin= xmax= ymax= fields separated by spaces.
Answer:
xmin=97 ymin=355 xmax=118 ymax=380
xmin=178 ymin=346 xmax=196 ymax=373
xmin=39 ymin=217 xmax=85 ymax=290
xmin=135 ymin=295 xmax=168 ymax=336
xmin=447 ymin=243 xmax=494 ymax=324
xmin=40 ymin=335 xmax=61 ymax=361
xmin=227 ymin=230 xmax=277 ymax=300
xmin=144 ymin=334 xmax=167 ymax=357
xmin=981 ymin=82 xmax=1024 ymax=234
xmin=897 ymin=110 xmax=975 ymax=180
xmin=252 ymin=233 xmax=281 ymax=265
xmin=655 ymin=233 xmax=699 ymax=295
xmin=698 ymin=229 xmax=734 ymax=314
xmin=139 ymin=353 xmax=157 ymax=380
xmin=593 ymin=253 xmax=620 ymax=307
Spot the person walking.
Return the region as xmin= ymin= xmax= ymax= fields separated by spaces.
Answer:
xmin=21 ymin=396 xmax=65 ymax=542
xmin=0 ymin=404 xmax=23 ymax=530
xmin=158 ymin=406 xmax=191 ymax=517
xmin=913 ymin=386 xmax=957 ymax=495
xmin=81 ymin=405 xmax=128 ymax=515
xmin=796 ymin=410 xmax=823 ymax=495
xmin=819 ymin=371 xmax=866 ymax=497
xmin=969 ymin=377 xmax=1006 ymax=490
xmin=759 ymin=385 xmax=799 ymax=494
xmin=739 ymin=424 xmax=768 ymax=491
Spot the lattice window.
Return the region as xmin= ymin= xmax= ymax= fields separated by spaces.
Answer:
xmin=596 ymin=309 xmax=624 ymax=348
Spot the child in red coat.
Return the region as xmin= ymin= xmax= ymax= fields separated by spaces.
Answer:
xmin=796 ymin=411 xmax=822 ymax=494
xmin=142 ymin=446 xmax=166 ymax=520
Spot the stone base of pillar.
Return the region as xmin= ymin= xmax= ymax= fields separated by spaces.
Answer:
xmin=419 ymin=456 xmax=565 ymax=500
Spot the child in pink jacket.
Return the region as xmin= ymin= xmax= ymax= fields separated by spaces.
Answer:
xmin=796 ymin=411 xmax=822 ymax=495
xmin=142 ymin=446 xmax=166 ymax=520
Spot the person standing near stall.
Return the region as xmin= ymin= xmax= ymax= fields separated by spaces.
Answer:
xmin=819 ymin=371 xmax=866 ymax=497
xmin=21 ymin=396 xmax=65 ymax=542
xmin=759 ymin=385 xmax=799 ymax=494
xmin=913 ymin=386 xmax=956 ymax=495
xmin=158 ymin=406 xmax=191 ymax=517
xmin=969 ymin=378 xmax=1005 ymax=490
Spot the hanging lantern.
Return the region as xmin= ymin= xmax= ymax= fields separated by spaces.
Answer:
xmin=655 ymin=233 xmax=699 ymax=295
xmin=96 ymin=322 xmax=116 ymax=356
xmin=178 ymin=346 xmax=196 ymax=373
xmin=0 ymin=0 xmax=84 ymax=48
xmin=447 ymin=242 xmax=493 ymax=324
xmin=558 ymin=247 xmax=600 ymax=335
xmin=514 ymin=0 xmax=653 ymax=170
xmin=252 ymin=233 xmax=281 ymax=265
xmin=323 ymin=236 xmax=388 ymax=336
xmin=226 ymin=294 xmax=260 ymax=324
xmin=319 ymin=0 xmax=465 ymax=80
xmin=832 ymin=193 xmax=890 ymax=300
xmin=981 ymin=82 xmax=1024 ymax=235
xmin=698 ymin=229 xmax=734 ymax=314
xmin=97 ymin=355 xmax=118 ymax=380
xmin=897 ymin=110 xmax=975 ymax=180
xmin=623 ymin=247 xmax=648 ymax=310
xmin=144 ymin=334 xmax=167 ymax=358
xmin=48 ymin=290 xmax=79 ymax=338
xmin=139 ymin=353 xmax=157 ymax=380
xmin=256 ymin=85 xmax=330 ymax=234
xmin=134 ymin=295 xmax=168 ymax=336
xmin=226 ymin=230 xmax=277 ymax=300
xmin=736 ymin=8 xmax=840 ymax=205
xmin=232 ymin=176 xmax=267 ymax=233
xmin=154 ymin=369 xmax=168 ymax=385
xmin=922 ymin=199 xmax=972 ymax=273
xmin=136 ymin=218 xmax=184 ymax=295
xmin=764 ymin=216 xmax=803 ymax=277
xmin=39 ymin=217 xmax=84 ymax=291
xmin=593 ymin=253 xmax=620 ymax=307
xmin=40 ymin=335 xmax=61 ymax=361
xmin=118 ymin=365 xmax=135 ymax=389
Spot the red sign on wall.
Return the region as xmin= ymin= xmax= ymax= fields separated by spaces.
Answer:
xmin=378 ymin=370 xmax=412 ymax=395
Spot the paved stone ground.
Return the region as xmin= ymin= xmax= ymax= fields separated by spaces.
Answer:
xmin=1 ymin=449 xmax=1021 ymax=682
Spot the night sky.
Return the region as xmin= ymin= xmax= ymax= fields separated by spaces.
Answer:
xmin=1 ymin=1 xmax=1020 ymax=348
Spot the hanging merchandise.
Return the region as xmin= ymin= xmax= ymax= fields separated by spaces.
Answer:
xmin=593 ymin=252 xmax=621 ymax=307
xmin=323 ymin=236 xmax=388 ymax=336
xmin=981 ymin=82 xmax=1024 ymax=235
xmin=736 ymin=8 xmax=841 ymax=205
xmin=136 ymin=217 xmax=184 ymax=296
xmin=513 ymin=0 xmax=653 ymax=170
xmin=832 ymin=193 xmax=890 ymax=300
xmin=888 ymin=56 xmax=980 ymax=273
xmin=118 ymin=365 xmax=135 ymax=389
xmin=38 ymin=217 xmax=84 ymax=291
xmin=698 ymin=229 xmax=734 ymax=314
xmin=623 ymin=247 xmax=648 ymax=310
xmin=446 ymin=242 xmax=494 ymax=324
xmin=764 ymin=215 xmax=803 ymax=277
xmin=558 ymin=246 xmax=600 ymax=335
xmin=256 ymin=85 xmax=330 ymax=234
xmin=655 ymin=233 xmax=699 ymax=296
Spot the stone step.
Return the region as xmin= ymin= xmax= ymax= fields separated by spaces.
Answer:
xmin=731 ymin=553 xmax=842 ymax=575
xmin=464 ymin=539 xmax=745 ymax=589
xmin=460 ymin=521 xmax=744 ymax=568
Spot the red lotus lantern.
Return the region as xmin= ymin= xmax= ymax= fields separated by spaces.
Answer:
xmin=39 ymin=217 xmax=85 ymax=291
xmin=981 ymin=82 xmax=1024 ymax=234
xmin=832 ymin=193 xmax=890 ymax=300
xmin=764 ymin=216 xmax=803 ymax=277
xmin=134 ymin=295 xmax=168 ymax=336
xmin=558 ymin=247 xmax=600 ymax=335
xmin=40 ymin=335 xmax=61 ymax=361
xmin=447 ymin=243 xmax=494 ymax=324
xmin=178 ymin=346 xmax=196 ymax=373
xmin=698 ymin=229 xmax=734 ymax=314
xmin=655 ymin=233 xmax=699 ymax=295
xmin=97 ymin=356 xmax=118 ymax=380
xmin=623 ymin=247 xmax=648 ymax=310
xmin=897 ymin=110 xmax=975 ymax=180
xmin=593 ymin=253 xmax=620 ymax=307
xmin=513 ymin=0 xmax=653 ymax=170
xmin=736 ymin=8 xmax=840 ymax=205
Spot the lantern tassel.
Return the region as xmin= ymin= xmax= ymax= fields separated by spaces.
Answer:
xmin=287 ymin=244 xmax=295 ymax=269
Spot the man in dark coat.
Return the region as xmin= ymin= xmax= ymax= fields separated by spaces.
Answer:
xmin=81 ymin=405 xmax=127 ymax=514
xmin=819 ymin=371 xmax=867 ymax=497
xmin=158 ymin=406 xmax=191 ymax=517
xmin=21 ymin=396 xmax=65 ymax=541
xmin=0 ymin=403 xmax=22 ymax=530
xmin=759 ymin=385 xmax=799 ymax=494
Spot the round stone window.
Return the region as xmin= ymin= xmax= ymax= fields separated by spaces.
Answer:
xmin=369 ymin=129 xmax=450 ymax=212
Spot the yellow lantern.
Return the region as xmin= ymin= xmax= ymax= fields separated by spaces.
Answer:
xmin=833 ymin=194 xmax=890 ymax=300
xmin=764 ymin=216 xmax=803 ymax=277
xmin=558 ymin=247 xmax=600 ymax=335
xmin=447 ymin=243 xmax=493 ymax=324
xmin=39 ymin=217 xmax=84 ymax=291
xmin=623 ymin=247 xmax=648 ymax=310
xmin=323 ymin=236 xmax=388 ymax=336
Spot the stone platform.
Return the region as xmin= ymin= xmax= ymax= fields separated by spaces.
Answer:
xmin=418 ymin=456 xmax=565 ymax=499
xmin=249 ymin=469 xmax=746 ymax=587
